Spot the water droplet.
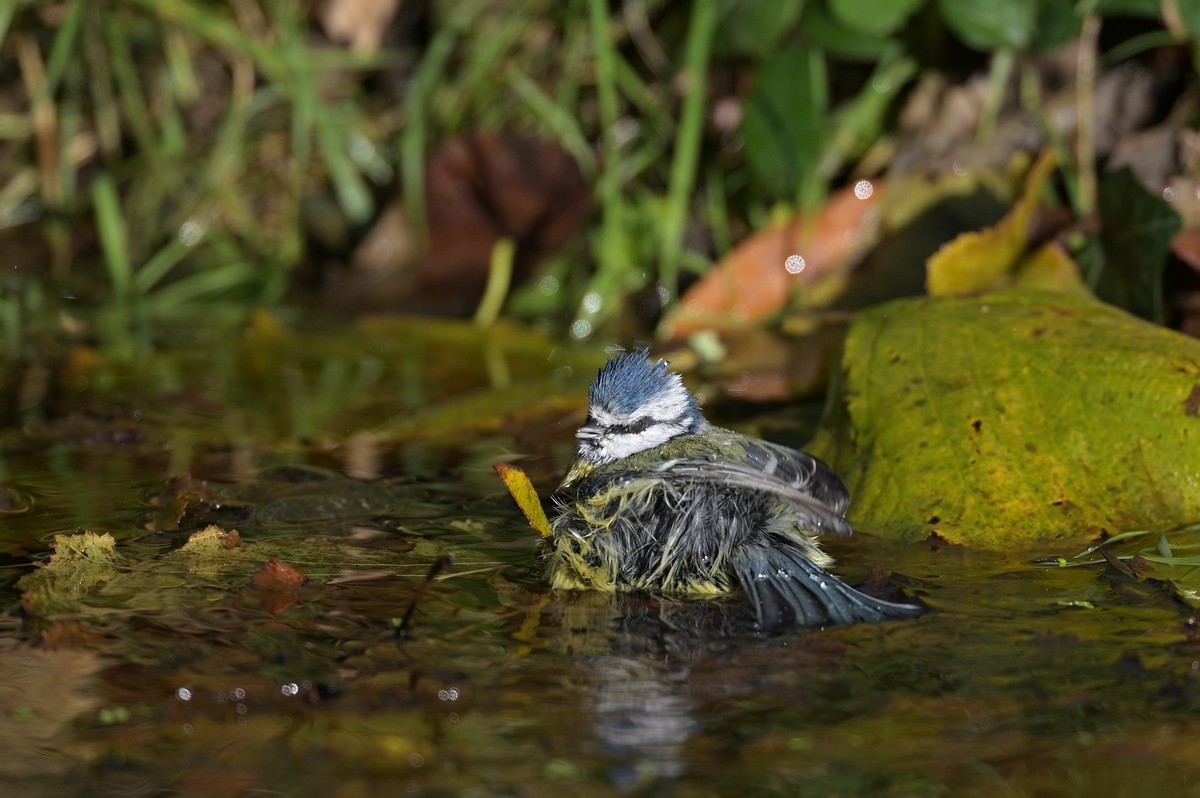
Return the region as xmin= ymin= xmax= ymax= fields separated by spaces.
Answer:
xmin=178 ymin=219 xmax=205 ymax=247
xmin=854 ymin=180 xmax=874 ymax=200
xmin=232 ymin=687 xmax=246 ymax=700
xmin=538 ymin=275 xmax=560 ymax=296
xmin=175 ymin=687 xmax=193 ymax=701
xmin=1163 ymin=186 xmax=1177 ymax=202
xmin=785 ymin=255 xmax=805 ymax=274
xmin=582 ymin=292 xmax=603 ymax=313
xmin=281 ymin=682 xmax=300 ymax=697
xmin=570 ymin=319 xmax=592 ymax=339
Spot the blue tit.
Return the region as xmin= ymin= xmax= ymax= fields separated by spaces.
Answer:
xmin=547 ymin=350 xmax=923 ymax=630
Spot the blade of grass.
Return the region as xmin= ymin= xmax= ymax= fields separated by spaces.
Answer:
xmin=44 ymin=0 xmax=84 ymax=96
xmin=579 ymin=0 xmax=629 ymax=335
xmin=614 ymin=53 xmax=672 ymax=136
xmin=84 ymin=6 xmax=121 ymax=158
xmin=164 ymin=28 xmax=200 ymax=102
xmin=0 ymin=1 xmax=16 ymax=51
xmin=705 ymin=163 xmax=732 ymax=256
xmin=1076 ymin=13 xmax=1100 ymax=216
xmin=146 ymin=261 xmax=256 ymax=314
xmin=507 ymin=68 xmax=596 ymax=178
xmin=820 ymin=49 xmax=916 ymax=180
xmin=474 ymin=237 xmax=516 ymax=328
xmin=16 ymin=33 xmax=60 ymax=210
xmin=976 ymin=48 xmax=1013 ymax=144
xmin=91 ymin=173 xmax=132 ymax=301
xmin=448 ymin=3 xmax=525 ymax=131
xmin=400 ymin=26 xmax=457 ymax=252
xmin=132 ymin=236 xmax=194 ymax=294
xmin=101 ymin=10 xmax=157 ymax=158
xmin=316 ymin=110 xmax=374 ymax=225
xmin=656 ymin=0 xmax=716 ymax=302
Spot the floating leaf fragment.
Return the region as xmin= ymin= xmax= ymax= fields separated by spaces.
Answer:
xmin=251 ymin=558 xmax=308 ymax=590
xmin=494 ymin=463 xmax=552 ymax=538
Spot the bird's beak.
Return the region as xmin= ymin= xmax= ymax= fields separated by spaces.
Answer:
xmin=575 ymin=424 xmax=602 ymax=442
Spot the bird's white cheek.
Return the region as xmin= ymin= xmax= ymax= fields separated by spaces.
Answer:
xmin=599 ymin=426 xmax=679 ymax=461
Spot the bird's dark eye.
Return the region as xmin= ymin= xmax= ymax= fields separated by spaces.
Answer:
xmin=622 ymin=416 xmax=654 ymax=434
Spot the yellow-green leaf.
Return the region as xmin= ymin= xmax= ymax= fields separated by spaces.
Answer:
xmin=494 ymin=463 xmax=552 ymax=538
xmin=926 ymin=150 xmax=1066 ymax=296
xmin=809 ymin=290 xmax=1200 ymax=548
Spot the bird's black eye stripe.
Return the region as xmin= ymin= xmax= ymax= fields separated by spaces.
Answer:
xmin=615 ymin=416 xmax=654 ymax=435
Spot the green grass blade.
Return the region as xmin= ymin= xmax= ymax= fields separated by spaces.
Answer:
xmin=146 ymin=261 xmax=256 ymax=314
xmin=91 ymin=173 xmax=132 ymax=300
xmin=474 ymin=237 xmax=516 ymax=329
xmin=132 ymin=236 xmax=193 ymax=294
xmin=400 ymin=26 xmax=457 ymax=250
xmin=507 ymin=68 xmax=596 ymax=177
xmin=657 ymin=0 xmax=716 ymax=302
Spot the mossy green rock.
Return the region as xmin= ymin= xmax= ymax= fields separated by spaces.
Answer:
xmin=808 ymin=290 xmax=1200 ymax=548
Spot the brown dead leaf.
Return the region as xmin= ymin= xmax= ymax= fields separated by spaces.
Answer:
xmin=1172 ymin=228 xmax=1200 ymax=273
xmin=251 ymin=558 xmax=306 ymax=590
xmin=333 ymin=133 xmax=591 ymax=314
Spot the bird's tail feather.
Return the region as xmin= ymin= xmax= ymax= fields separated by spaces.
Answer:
xmin=734 ymin=543 xmax=923 ymax=631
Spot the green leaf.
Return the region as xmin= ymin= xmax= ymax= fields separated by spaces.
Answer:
xmin=937 ymin=0 xmax=1036 ymax=50
xmin=1091 ymin=168 xmax=1181 ymax=324
xmin=712 ymin=0 xmax=806 ymax=55
xmin=740 ymin=44 xmax=827 ymax=201
xmin=799 ymin=1 xmax=892 ymax=61
xmin=1175 ymin=0 xmax=1200 ymax=40
xmin=1030 ymin=1 xmax=1081 ymax=52
xmin=1094 ymin=0 xmax=1161 ymax=17
xmin=829 ymin=0 xmax=925 ymax=37
xmin=809 ymin=290 xmax=1200 ymax=548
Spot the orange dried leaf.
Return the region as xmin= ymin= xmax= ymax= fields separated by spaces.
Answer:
xmin=251 ymin=558 xmax=306 ymax=589
xmin=662 ymin=182 xmax=881 ymax=337
xmin=494 ymin=463 xmax=552 ymax=538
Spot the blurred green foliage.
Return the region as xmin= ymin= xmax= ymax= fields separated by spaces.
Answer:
xmin=0 ymin=0 xmax=1195 ymax=357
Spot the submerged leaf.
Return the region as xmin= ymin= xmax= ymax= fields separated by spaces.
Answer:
xmin=809 ymin=290 xmax=1200 ymax=548
xmin=494 ymin=463 xmax=552 ymax=538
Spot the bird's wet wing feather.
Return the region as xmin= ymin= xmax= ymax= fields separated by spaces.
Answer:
xmin=735 ymin=542 xmax=924 ymax=630
xmin=653 ymin=440 xmax=853 ymax=537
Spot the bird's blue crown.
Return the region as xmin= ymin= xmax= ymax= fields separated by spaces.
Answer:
xmin=589 ymin=349 xmax=696 ymax=416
